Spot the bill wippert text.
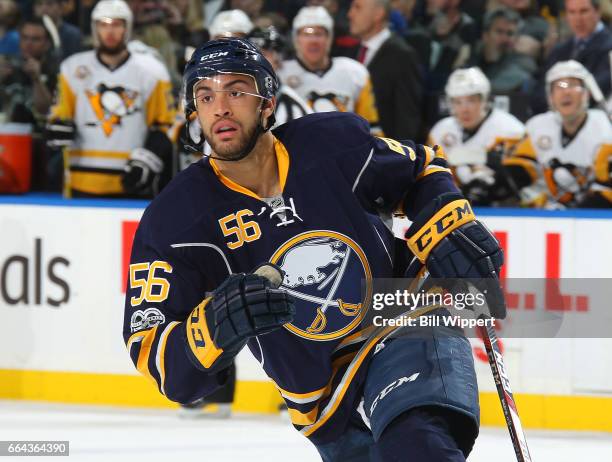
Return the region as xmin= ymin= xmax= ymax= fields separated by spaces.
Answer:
xmin=372 ymin=315 xmax=497 ymax=329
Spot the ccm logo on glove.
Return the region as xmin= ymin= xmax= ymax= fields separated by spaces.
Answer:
xmin=407 ymin=199 xmax=475 ymax=262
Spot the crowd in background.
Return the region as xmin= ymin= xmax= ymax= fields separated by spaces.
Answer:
xmin=0 ymin=0 xmax=611 ymax=208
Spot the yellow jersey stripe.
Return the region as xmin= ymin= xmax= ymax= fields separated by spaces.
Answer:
xmin=593 ymin=143 xmax=612 ymax=183
xmin=145 ymin=80 xmax=175 ymax=130
xmin=68 ymin=149 xmax=130 ymax=160
xmin=69 ymin=171 xmax=124 ymax=195
xmin=49 ymin=74 xmax=76 ymax=120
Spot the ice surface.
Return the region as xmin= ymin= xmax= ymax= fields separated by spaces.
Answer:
xmin=1 ymin=401 xmax=610 ymax=461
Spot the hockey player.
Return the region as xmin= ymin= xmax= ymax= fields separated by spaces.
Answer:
xmin=209 ymin=9 xmax=253 ymax=40
xmin=428 ymin=67 xmax=526 ymax=205
xmin=248 ymin=26 xmax=313 ymax=125
xmin=509 ymin=60 xmax=612 ymax=208
xmin=278 ymin=6 xmax=382 ymax=134
xmin=124 ymin=38 xmax=506 ymax=460
xmin=46 ymin=0 xmax=174 ymax=198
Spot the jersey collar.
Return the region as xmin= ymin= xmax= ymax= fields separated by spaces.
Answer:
xmin=209 ymin=136 xmax=290 ymax=200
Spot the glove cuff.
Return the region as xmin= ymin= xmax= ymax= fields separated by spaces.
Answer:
xmin=185 ymin=297 xmax=224 ymax=370
xmin=405 ymin=193 xmax=476 ymax=263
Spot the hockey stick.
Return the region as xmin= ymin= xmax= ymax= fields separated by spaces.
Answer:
xmin=478 ymin=316 xmax=533 ymax=462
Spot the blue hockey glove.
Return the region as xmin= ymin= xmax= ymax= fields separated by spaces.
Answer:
xmin=185 ymin=266 xmax=295 ymax=373
xmin=405 ymin=193 xmax=506 ymax=319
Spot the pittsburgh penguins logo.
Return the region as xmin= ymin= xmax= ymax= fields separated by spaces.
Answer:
xmin=306 ymin=91 xmax=350 ymax=113
xmin=270 ymin=231 xmax=372 ymax=341
xmin=536 ymin=135 xmax=552 ymax=151
xmin=442 ymin=132 xmax=457 ymax=148
xmin=86 ymin=83 xmax=140 ymax=136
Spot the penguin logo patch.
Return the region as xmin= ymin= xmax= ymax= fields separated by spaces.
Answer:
xmin=86 ymin=83 xmax=140 ymax=136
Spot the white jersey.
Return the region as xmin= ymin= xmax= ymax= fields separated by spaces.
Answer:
xmin=278 ymin=57 xmax=380 ymax=131
xmin=429 ymin=108 xmax=525 ymax=167
xmin=275 ymin=85 xmax=313 ymax=126
xmin=50 ymin=50 xmax=174 ymax=196
xmin=517 ymin=109 xmax=612 ymax=202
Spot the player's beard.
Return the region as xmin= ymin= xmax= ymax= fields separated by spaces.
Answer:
xmin=98 ymin=40 xmax=127 ymax=56
xmin=207 ymin=118 xmax=260 ymax=161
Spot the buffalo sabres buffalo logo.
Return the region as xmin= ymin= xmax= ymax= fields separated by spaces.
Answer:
xmin=86 ymin=83 xmax=140 ymax=136
xmin=270 ymin=231 xmax=372 ymax=341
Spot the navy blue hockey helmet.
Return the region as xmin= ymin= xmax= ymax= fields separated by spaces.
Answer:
xmin=183 ymin=37 xmax=280 ymax=119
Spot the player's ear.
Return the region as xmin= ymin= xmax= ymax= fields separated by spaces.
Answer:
xmin=262 ymin=96 xmax=276 ymax=129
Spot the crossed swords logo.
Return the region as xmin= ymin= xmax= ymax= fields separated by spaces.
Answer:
xmin=282 ymin=245 xmax=362 ymax=334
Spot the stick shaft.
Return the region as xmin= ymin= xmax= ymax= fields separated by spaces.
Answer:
xmin=479 ymin=322 xmax=533 ymax=462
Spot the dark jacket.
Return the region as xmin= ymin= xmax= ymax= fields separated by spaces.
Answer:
xmin=367 ymin=34 xmax=424 ymax=141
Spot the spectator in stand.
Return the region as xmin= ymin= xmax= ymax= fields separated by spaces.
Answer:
xmin=0 ymin=18 xmax=60 ymax=190
xmin=348 ymin=0 xmax=424 ymax=140
xmin=280 ymin=6 xmax=382 ymax=133
xmin=496 ymin=0 xmax=550 ymax=62
xmin=531 ymin=0 xmax=612 ymax=114
xmin=33 ymin=0 xmax=82 ymax=60
xmin=0 ymin=0 xmax=20 ymax=57
xmin=467 ymin=8 xmax=537 ymax=95
xmin=428 ymin=67 xmax=526 ymax=205
xmin=166 ymin=0 xmax=207 ymax=49
xmin=424 ymin=0 xmax=478 ymax=93
xmin=510 ymin=60 xmax=612 ymax=208
xmin=229 ymin=0 xmax=263 ymax=20
xmin=0 ymin=18 xmax=58 ymax=124
xmin=386 ymin=0 xmax=433 ymax=78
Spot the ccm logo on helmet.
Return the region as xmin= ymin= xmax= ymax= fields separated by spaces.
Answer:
xmin=200 ymin=51 xmax=229 ymax=61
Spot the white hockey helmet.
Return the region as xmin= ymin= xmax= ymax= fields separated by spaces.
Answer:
xmin=209 ymin=10 xmax=254 ymax=39
xmin=292 ymin=6 xmax=334 ymax=36
xmin=545 ymin=59 xmax=604 ymax=106
xmin=91 ymin=0 xmax=133 ymax=46
xmin=445 ymin=67 xmax=491 ymax=100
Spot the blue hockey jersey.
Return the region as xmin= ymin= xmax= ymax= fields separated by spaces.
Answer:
xmin=123 ymin=112 xmax=457 ymax=444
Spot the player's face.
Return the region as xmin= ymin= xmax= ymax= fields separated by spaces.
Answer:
xmin=295 ymin=26 xmax=330 ymax=68
xmin=565 ymin=0 xmax=600 ymax=39
xmin=195 ymin=74 xmax=268 ymax=160
xmin=550 ymin=77 xmax=587 ymax=117
xmin=96 ymin=18 xmax=127 ymax=54
xmin=450 ymin=94 xmax=485 ymax=130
